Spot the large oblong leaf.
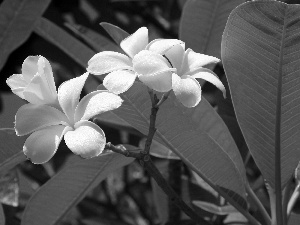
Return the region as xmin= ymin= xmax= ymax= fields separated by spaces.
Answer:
xmin=0 ymin=0 xmax=51 ymax=71
xmin=34 ymin=18 xmax=95 ymax=68
xmin=21 ymin=151 xmax=135 ymax=225
xmin=221 ymin=1 xmax=300 ymax=188
xmin=179 ymin=0 xmax=244 ymax=59
xmin=103 ymin=83 xmax=247 ymax=209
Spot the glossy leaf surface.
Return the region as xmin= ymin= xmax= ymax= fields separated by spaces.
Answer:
xmin=180 ymin=0 xmax=244 ymax=59
xmin=222 ymin=0 xmax=300 ymax=188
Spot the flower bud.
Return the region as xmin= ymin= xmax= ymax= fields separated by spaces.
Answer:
xmin=6 ymin=56 xmax=58 ymax=105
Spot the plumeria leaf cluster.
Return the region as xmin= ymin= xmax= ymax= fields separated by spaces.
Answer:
xmin=2 ymin=0 xmax=300 ymax=225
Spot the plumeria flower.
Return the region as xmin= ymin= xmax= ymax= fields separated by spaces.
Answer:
xmin=14 ymin=72 xmax=123 ymax=164
xmin=6 ymin=56 xmax=58 ymax=106
xmin=154 ymin=44 xmax=226 ymax=107
xmin=87 ymin=27 xmax=182 ymax=94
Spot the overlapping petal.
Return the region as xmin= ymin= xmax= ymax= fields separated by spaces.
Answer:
xmin=64 ymin=120 xmax=106 ymax=158
xmin=37 ymin=56 xmax=57 ymax=98
xmin=103 ymin=70 xmax=137 ymax=94
xmin=164 ymin=44 xmax=185 ymax=71
xmin=120 ymin=27 xmax=148 ymax=58
xmin=74 ymin=90 xmax=123 ymax=122
xmin=58 ymin=73 xmax=89 ymax=123
xmin=138 ymin=70 xmax=173 ymax=92
xmin=7 ymin=56 xmax=58 ymax=105
xmin=146 ymin=39 xmax=184 ymax=55
xmin=87 ymin=51 xmax=132 ymax=75
xmin=172 ymin=74 xmax=202 ymax=108
xmin=6 ymin=74 xmax=27 ymax=98
xmin=23 ymin=125 xmax=71 ymax=164
xmin=180 ymin=49 xmax=220 ymax=75
xmin=191 ymin=70 xmax=226 ymax=98
xmin=22 ymin=56 xmax=39 ymax=82
xmin=133 ymin=50 xmax=175 ymax=76
xmin=23 ymin=73 xmax=58 ymax=105
xmin=15 ymin=104 xmax=69 ymax=136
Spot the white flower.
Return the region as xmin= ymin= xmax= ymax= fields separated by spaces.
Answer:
xmin=6 ymin=56 xmax=58 ymax=106
xmin=163 ymin=44 xmax=226 ymax=107
xmin=15 ymin=73 xmax=123 ymax=164
xmin=87 ymin=27 xmax=182 ymax=93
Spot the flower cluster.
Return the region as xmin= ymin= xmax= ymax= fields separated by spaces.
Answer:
xmin=7 ymin=26 xmax=225 ymax=164
xmin=87 ymin=27 xmax=225 ymax=107
xmin=7 ymin=56 xmax=122 ymax=164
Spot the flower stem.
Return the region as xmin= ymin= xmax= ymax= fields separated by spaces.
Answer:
xmin=105 ymin=90 xmax=210 ymax=224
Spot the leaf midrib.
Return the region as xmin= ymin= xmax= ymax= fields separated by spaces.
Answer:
xmin=275 ymin=6 xmax=287 ymax=191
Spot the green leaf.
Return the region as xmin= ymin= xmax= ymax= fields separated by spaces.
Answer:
xmin=193 ymin=200 xmax=237 ymax=215
xmin=21 ymin=150 xmax=135 ymax=225
xmin=0 ymin=203 xmax=4 ymax=225
xmin=0 ymin=128 xmax=26 ymax=172
xmin=104 ymin=83 xmax=247 ymax=209
xmin=34 ymin=17 xmax=95 ymax=68
xmin=179 ymin=0 xmax=244 ymax=59
xmin=100 ymin=22 xmax=129 ymax=45
xmin=221 ymin=0 xmax=300 ymax=188
xmin=0 ymin=0 xmax=51 ymax=71
xmin=65 ymin=22 xmax=123 ymax=53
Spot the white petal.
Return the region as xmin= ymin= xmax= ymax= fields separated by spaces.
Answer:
xmin=164 ymin=44 xmax=185 ymax=71
xmin=180 ymin=49 xmax=220 ymax=75
xmin=22 ymin=56 xmax=39 ymax=82
xmin=8 ymin=56 xmax=58 ymax=105
xmin=146 ymin=39 xmax=184 ymax=55
xmin=23 ymin=125 xmax=71 ymax=164
xmin=58 ymin=73 xmax=89 ymax=124
xmin=133 ymin=50 xmax=175 ymax=76
xmin=103 ymin=70 xmax=136 ymax=94
xmin=172 ymin=74 xmax=202 ymax=108
xmin=87 ymin=51 xmax=132 ymax=75
xmin=6 ymin=74 xmax=27 ymax=99
xmin=138 ymin=70 xmax=173 ymax=92
xmin=120 ymin=27 xmax=148 ymax=58
xmin=37 ymin=56 xmax=57 ymax=98
xmin=23 ymin=73 xmax=58 ymax=105
xmin=64 ymin=120 xmax=106 ymax=158
xmin=191 ymin=70 xmax=226 ymax=98
xmin=15 ymin=104 xmax=69 ymax=136
xmin=74 ymin=90 xmax=123 ymax=122
xmin=6 ymin=74 xmax=27 ymax=89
